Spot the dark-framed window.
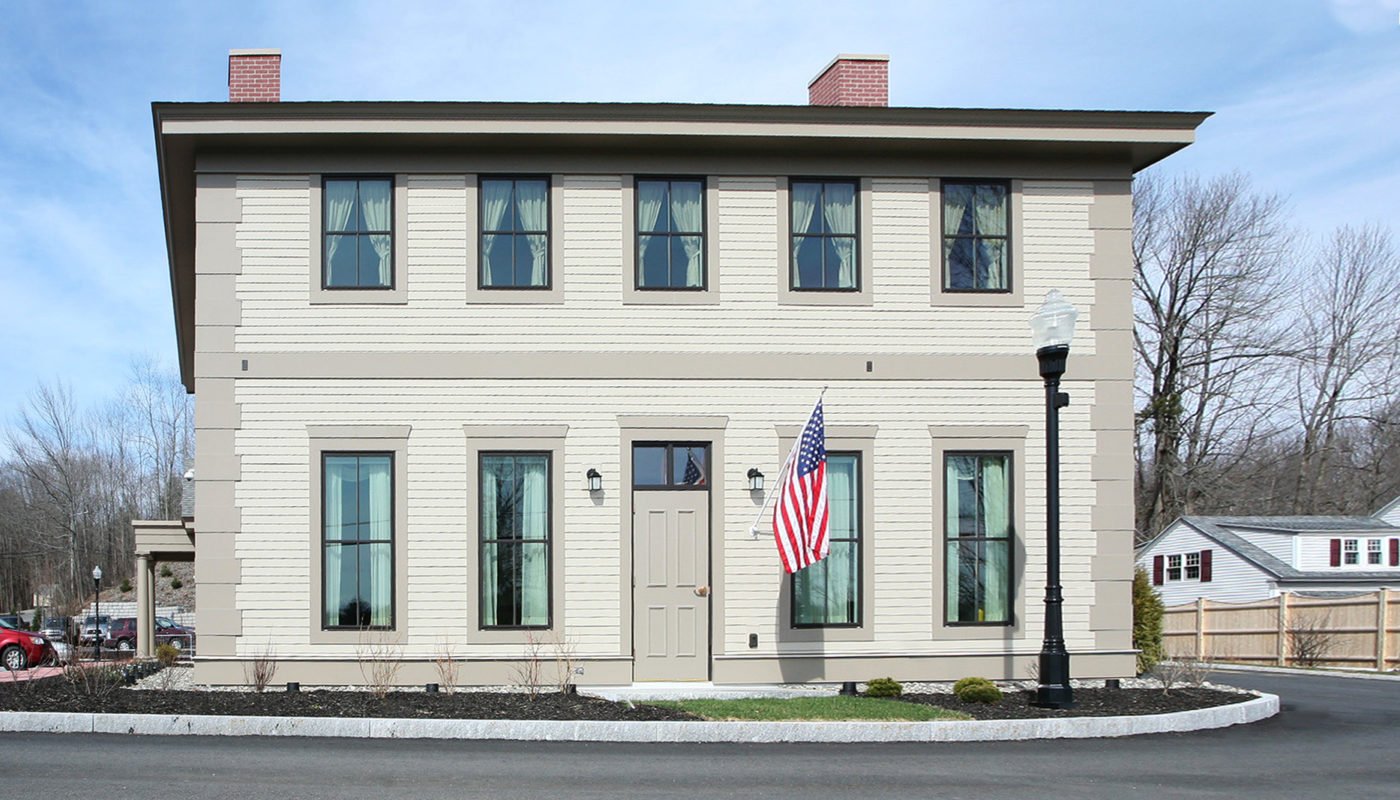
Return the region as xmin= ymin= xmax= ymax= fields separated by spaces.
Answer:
xmin=323 ymin=177 xmax=394 ymax=289
xmin=321 ymin=452 xmax=394 ymax=629
xmin=480 ymin=452 xmax=552 ymax=628
xmin=480 ymin=177 xmax=551 ymax=289
xmin=790 ymin=179 xmax=858 ymax=290
xmin=944 ymin=451 xmax=1013 ymax=625
xmin=792 ymin=452 xmax=861 ymax=627
xmin=632 ymin=442 xmax=709 ymax=489
xmin=636 ymin=178 xmax=705 ymax=289
xmin=942 ymin=181 xmax=1009 ymax=292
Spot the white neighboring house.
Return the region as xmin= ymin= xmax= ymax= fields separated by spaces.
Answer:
xmin=1136 ymin=507 xmax=1400 ymax=605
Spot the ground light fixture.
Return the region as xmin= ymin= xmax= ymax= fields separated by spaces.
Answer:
xmin=1029 ymin=289 xmax=1078 ymax=709
xmin=586 ymin=468 xmax=603 ymax=493
xmin=747 ymin=468 xmax=765 ymax=492
xmin=92 ymin=565 xmax=103 ymax=663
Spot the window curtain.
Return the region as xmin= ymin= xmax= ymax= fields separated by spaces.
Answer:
xmin=520 ymin=457 xmax=549 ymax=626
xmin=479 ymin=468 xmax=499 ymax=625
xmin=480 ymin=181 xmax=512 ymax=287
xmin=636 ymin=182 xmax=666 ymax=285
xmin=944 ymin=458 xmax=969 ymax=619
xmin=973 ymin=186 xmax=1007 ymax=290
xmin=824 ymin=458 xmax=857 ymax=622
xmin=323 ymin=181 xmax=357 ymax=268
xmin=323 ymin=458 xmax=348 ymax=627
xmin=790 ymin=183 xmax=819 ymax=287
xmin=365 ymin=457 xmax=393 ymax=627
xmin=980 ymin=457 xmax=1009 ymax=622
xmin=822 ymin=183 xmax=856 ymax=288
xmin=670 ymin=182 xmax=703 ymax=287
xmin=515 ymin=181 xmax=549 ymax=286
xmin=359 ymin=181 xmax=393 ymax=286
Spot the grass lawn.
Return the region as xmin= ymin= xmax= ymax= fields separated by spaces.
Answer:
xmin=644 ymin=696 xmax=970 ymax=722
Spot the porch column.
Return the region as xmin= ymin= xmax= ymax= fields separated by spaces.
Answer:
xmin=136 ymin=555 xmax=154 ymax=658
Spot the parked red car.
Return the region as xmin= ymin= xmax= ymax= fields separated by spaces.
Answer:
xmin=0 ymin=617 xmax=55 ymax=671
xmin=108 ymin=616 xmax=197 ymax=652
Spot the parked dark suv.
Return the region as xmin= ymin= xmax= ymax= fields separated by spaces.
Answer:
xmin=108 ymin=616 xmax=196 ymax=652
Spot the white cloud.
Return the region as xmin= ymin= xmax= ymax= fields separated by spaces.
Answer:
xmin=1328 ymin=0 xmax=1400 ymax=33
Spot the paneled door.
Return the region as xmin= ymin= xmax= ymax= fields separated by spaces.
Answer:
xmin=632 ymin=481 xmax=710 ymax=681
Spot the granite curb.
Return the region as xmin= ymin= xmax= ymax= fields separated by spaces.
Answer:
xmin=0 ymin=693 xmax=1278 ymax=742
xmin=1209 ymin=664 xmax=1400 ymax=682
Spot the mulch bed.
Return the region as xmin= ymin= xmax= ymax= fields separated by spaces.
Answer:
xmin=0 ymin=675 xmax=1248 ymax=722
xmin=899 ymin=687 xmax=1250 ymax=720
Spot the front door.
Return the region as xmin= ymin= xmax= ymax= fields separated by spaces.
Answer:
xmin=632 ymin=443 xmax=711 ymax=682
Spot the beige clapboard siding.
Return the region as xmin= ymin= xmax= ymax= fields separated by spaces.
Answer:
xmin=232 ymin=378 xmax=1100 ymax=658
xmin=232 ymin=176 xmax=1100 ymax=355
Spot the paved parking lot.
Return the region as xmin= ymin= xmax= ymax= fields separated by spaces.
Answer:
xmin=1 ymin=670 xmax=1396 ymax=799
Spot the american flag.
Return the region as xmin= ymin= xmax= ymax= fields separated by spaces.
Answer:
xmin=682 ymin=449 xmax=706 ymax=486
xmin=772 ymin=400 xmax=829 ymax=574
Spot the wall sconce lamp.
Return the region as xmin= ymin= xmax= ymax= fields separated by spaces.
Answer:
xmin=747 ymin=468 xmax=764 ymax=492
xmin=586 ymin=468 xmax=603 ymax=493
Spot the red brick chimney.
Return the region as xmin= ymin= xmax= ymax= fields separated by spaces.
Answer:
xmin=808 ymin=54 xmax=889 ymax=107
xmin=228 ymin=49 xmax=281 ymax=102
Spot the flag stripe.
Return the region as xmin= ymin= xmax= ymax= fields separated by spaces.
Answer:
xmin=772 ymin=399 xmax=829 ymax=575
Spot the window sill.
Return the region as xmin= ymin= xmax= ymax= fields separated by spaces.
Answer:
xmin=931 ymin=290 xmax=1023 ymax=308
xmin=623 ymin=289 xmax=719 ymax=306
xmin=464 ymin=287 xmax=564 ymax=305
xmin=310 ymin=289 xmax=408 ymax=305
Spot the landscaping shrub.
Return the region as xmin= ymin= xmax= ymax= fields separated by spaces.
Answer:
xmin=155 ymin=643 xmax=180 ymax=667
xmin=954 ymin=680 xmax=1003 ymax=704
xmin=119 ymin=578 xmax=132 ymax=593
xmin=952 ymin=676 xmax=993 ymax=695
xmin=160 ymin=565 xmax=173 ymax=577
xmin=170 ymin=577 xmax=183 ymax=589
xmin=1133 ymin=567 xmax=1165 ymax=675
xmin=864 ymin=677 xmax=902 ymax=698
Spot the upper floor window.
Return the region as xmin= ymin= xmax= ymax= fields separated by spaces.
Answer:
xmin=323 ymin=177 xmax=393 ymax=289
xmin=942 ymin=181 xmax=1009 ymax=292
xmin=480 ymin=178 xmax=550 ymax=289
xmin=637 ymin=178 xmax=705 ymax=289
xmin=1185 ymin=551 xmax=1201 ymax=580
xmin=1368 ymin=538 xmax=1383 ymax=565
xmin=790 ymin=179 xmax=858 ymax=290
xmin=945 ymin=452 xmax=1013 ymax=625
xmin=1166 ymin=554 xmax=1182 ymax=581
xmin=792 ymin=452 xmax=861 ymax=627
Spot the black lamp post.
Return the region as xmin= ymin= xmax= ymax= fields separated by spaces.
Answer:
xmin=1029 ymin=290 xmax=1078 ymax=709
xmin=92 ymin=565 xmax=103 ymax=663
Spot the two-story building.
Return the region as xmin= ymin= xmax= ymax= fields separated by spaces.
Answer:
xmin=148 ymin=50 xmax=1206 ymax=686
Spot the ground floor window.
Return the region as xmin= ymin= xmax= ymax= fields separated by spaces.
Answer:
xmin=1368 ymin=538 xmax=1382 ymax=565
xmin=480 ymin=452 xmax=551 ymax=628
xmin=945 ymin=452 xmax=1012 ymax=624
xmin=792 ymin=452 xmax=861 ymax=626
xmin=1344 ymin=539 xmax=1359 ymax=565
xmin=322 ymin=452 xmax=394 ymax=628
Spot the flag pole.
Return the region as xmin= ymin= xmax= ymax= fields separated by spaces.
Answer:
xmin=749 ymin=387 xmax=827 ymax=538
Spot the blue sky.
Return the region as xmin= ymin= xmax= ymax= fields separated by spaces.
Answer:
xmin=0 ymin=0 xmax=1396 ymax=417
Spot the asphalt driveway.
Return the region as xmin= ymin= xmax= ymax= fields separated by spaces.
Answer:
xmin=0 ymin=671 xmax=1395 ymax=799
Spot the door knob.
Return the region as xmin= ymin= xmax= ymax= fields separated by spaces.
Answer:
xmin=693 ymin=585 xmax=710 ymax=597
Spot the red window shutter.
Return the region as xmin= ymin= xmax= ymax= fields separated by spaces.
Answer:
xmin=1330 ymin=539 xmax=1342 ymax=567
xmin=1390 ymin=538 xmax=1398 ymax=567
xmin=1153 ymin=555 xmax=1164 ymax=586
xmin=1200 ymin=549 xmax=1213 ymax=583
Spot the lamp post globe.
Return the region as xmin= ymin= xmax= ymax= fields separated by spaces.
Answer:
xmin=92 ymin=565 xmax=103 ymax=663
xmin=1029 ymin=290 xmax=1078 ymax=709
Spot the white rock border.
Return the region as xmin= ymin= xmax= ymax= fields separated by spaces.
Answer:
xmin=0 ymin=693 xmax=1277 ymax=742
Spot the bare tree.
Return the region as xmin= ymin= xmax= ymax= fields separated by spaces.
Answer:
xmin=1133 ymin=172 xmax=1294 ymax=537
xmin=1290 ymin=225 xmax=1400 ymax=514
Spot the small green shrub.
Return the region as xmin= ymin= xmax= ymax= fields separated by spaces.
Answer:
xmin=954 ymin=680 xmax=1003 ymax=704
xmin=1133 ymin=567 xmax=1165 ymax=675
xmin=160 ymin=565 xmax=173 ymax=577
xmin=864 ymin=677 xmax=902 ymax=698
xmin=953 ymin=676 xmax=994 ymax=695
xmin=170 ymin=577 xmax=183 ymax=589
xmin=119 ymin=578 xmax=132 ymax=593
xmin=155 ymin=643 xmax=180 ymax=667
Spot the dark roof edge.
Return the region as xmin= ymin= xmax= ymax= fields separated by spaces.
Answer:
xmin=151 ymin=100 xmax=1213 ymax=130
